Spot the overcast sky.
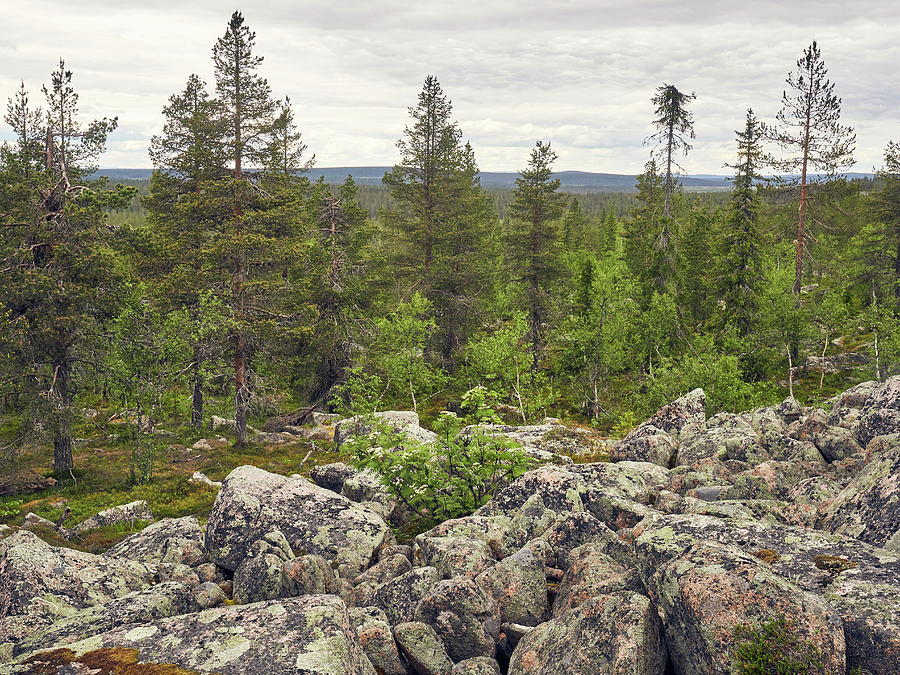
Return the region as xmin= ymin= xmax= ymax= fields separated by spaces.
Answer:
xmin=1 ymin=1 xmax=897 ymax=173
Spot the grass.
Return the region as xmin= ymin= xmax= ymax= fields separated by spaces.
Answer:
xmin=0 ymin=411 xmax=348 ymax=553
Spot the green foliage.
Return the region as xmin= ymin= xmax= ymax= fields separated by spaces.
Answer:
xmin=732 ymin=616 xmax=826 ymax=675
xmin=0 ymin=499 xmax=23 ymax=521
xmin=345 ymin=389 xmax=537 ymax=530
xmin=637 ymin=334 xmax=779 ymax=417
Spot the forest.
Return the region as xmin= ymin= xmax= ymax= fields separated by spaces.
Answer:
xmin=0 ymin=11 xmax=897 ymax=486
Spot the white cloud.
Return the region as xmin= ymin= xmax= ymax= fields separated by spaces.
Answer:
xmin=1 ymin=1 xmax=896 ymax=173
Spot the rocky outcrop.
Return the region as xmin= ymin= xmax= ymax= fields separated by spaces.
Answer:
xmin=335 ymin=410 xmax=437 ymax=448
xmin=104 ymin=516 xmax=205 ymax=567
xmin=14 ymin=595 xmax=375 ymax=674
xmin=73 ymin=500 xmax=153 ymax=535
xmin=204 ymin=465 xmax=391 ymax=577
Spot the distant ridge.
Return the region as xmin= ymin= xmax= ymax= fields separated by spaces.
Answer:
xmin=95 ymin=168 xmax=874 ymax=192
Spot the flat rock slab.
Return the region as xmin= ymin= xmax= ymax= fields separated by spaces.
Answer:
xmin=15 ymin=595 xmax=375 ymax=674
xmin=204 ymin=465 xmax=391 ymax=577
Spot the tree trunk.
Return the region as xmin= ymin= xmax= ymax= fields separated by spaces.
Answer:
xmin=52 ymin=359 xmax=74 ymax=475
xmin=191 ymin=343 xmax=204 ymax=429
xmin=234 ymin=332 xmax=249 ymax=446
xmin=794 ymin=104 xmax=812 ymax=295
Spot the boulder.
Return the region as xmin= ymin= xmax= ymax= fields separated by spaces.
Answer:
xmin=818 ymin=447 xmax=899 ymax=547
xmin=12 ymin=582 xmax=198 ymax=657
xmin=232 ymin=537 xmax=296 ymax=604
xmin=641 ymin=540 xmax=845 ymax=674
xmin=0 ymin=471 xmax=56 ymax=497
xmin=368 ymin=566 xmax=440 ymax=626
xmin=188 ymin=471 xmax=221 ymax=488
xmin=551 ymin=543 xmax=642 ymax=617
xmin=356 ymin=616 xmax=406 ymax=675
xmin=73 ymin=500 xmax=153 ymax=535
xmin=416 ymin=577 xmax=501 ymax=662
xmin=0 ymin=530 xmax=153 ymax=638
xmin=856 ymin=375 xmax=900 ymax=446
xmin=310 ymin=461 xmax=359 ymax=493
xmin=104 ymin=516 xmax=205 ymax=567
xmin=475 ymin=545 xmax=549 ymax=626
xmin=204 ymin=465 xmax=391 ymax=577
xmin=452 ymin=657 xmax=501 ymax=674
xmin=14 ymin=595 xmax=375 ymax=674
xmin=610 ymin=425 xmax=678 ymax=467
xmin=813 ymin=425 xmax=863 ymax=463
xmin=191 ymin=436 xmax=229 ymax=451
xmin=354 ymin=553 xmax=412 ymax=587
xmin=335 ymin=411 xmax=437 ymax=448
xmin=643 ymin=388 xmax=707 ymax=441
xmin=507 ymin=591 xmax=667 ymax=675
xmin=283 ymin=553 xmax=335 ymax=595
xmin=458 ymin=423 xmax=582 ymax=463
xmin=394 ymin=621 xmax=453 ymax=675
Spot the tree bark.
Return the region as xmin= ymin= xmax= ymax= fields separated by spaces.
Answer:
xmin=52 ymin=359 xmax=74 ymax=474
xmin=191 ymin=342 xmax=204 ymax=429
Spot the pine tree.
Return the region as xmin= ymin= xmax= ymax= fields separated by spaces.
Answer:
xmin=212 ymin=11 xmax=279 ymax=445
xmin=0 ymin=61 xmax=131 ymax=474
xmin=765 ymin=41 xmax=856 ymax=295
xmin=507 ymin=141 xmax=567 ymax=367
xmin=718 ymin=109 xmax=766 ymax=335
xmin=599 ymin=203 xmax=618 ymax=255
xmin=647 ymin=84 xmax=696 ymax=217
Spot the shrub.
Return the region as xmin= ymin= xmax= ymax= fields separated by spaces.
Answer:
xmin=345 ymin=387 xmax=537 ymax=530
xmin=732 ymin=616 xmax=825 ymax=674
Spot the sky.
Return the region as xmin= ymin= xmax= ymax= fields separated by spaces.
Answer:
xmin=1 ymin=1 xmax=897 ymax=174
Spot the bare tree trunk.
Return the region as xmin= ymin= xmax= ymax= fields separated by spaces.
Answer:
xmin=794 ymin=109 xmax=812 ymax=295
xmin=191 ymin=343 xmax=204 ymax=429
xmin=786 ymin=344 xmax=795 ymax=398
xmin=52 ymin=359 xmax=74 ymax=474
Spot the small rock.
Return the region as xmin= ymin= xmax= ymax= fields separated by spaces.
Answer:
xmin=394 ymin=621 xmax=453 ymax=675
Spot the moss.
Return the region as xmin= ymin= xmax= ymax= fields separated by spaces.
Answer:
xmin=24 ymin=646 xmax=206 ymax=674
xmin=813 ymin=555 xmax=858 ymax=574
xmin=753 ymin=549 xmax=780 ymax=564
xmin=731 ymin=616 xmax=826 ymax=674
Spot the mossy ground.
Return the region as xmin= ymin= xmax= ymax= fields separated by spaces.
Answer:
xmin=0 ymin=412 xmax=345 ymax=553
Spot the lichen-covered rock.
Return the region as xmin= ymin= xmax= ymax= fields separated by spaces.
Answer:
xmin=193 ymin=581 xmax=227 ymax=609
xmin=310 ymin=462 xmax=359 ymax=493
xmin=282 ymin=553 xmax=337 ymax=597
xmin=856 ymin=376 xmax=900 ymax=446
xmin=610 ymin=425 xmax=677 ymax=467
xmin=818 ymin=447 xmax=899 ymax=547
xmin=477 ymin=466 xmax=586 ymax=518
xmin=459 ymin=423 xmax=584 ymax=464
xmin=813 ymin=425 xmax=864 ymax=463
xmin=415 ymin=577 xmax=501 ymax=662
xmin=643 ymin=540 xmax=845 ymax=675
xmin=73 ymin=500 xmax=153 ymax=535
xmin=204 ymin=465 xmax=391 ymax=577
xmin=551 ymin=543 xmax=642 ymax=617
xmin=354 ymin=553 xmax=412 ymax=587
xmin=335 ymin=410 xmax=436 ymax=448
xmin=12 ymin=582 xmax=197 ymax=657
xmin=507 ymin=591 xmax=667 ymax=675
xmin=232 ymin=538 xmax=296 ymax=604
xmin=356 ymin=616 xmax=406 ymax=675
xmin=824 ymin=566 xmax=900 ymax=674
xmin=475 ymin=545 xmax=548 ymax=626
xmin=15 ymin=594 xmax=375 ymax=674
xmin=0 ymin=530 xmax=153 ymax=637
xmin=451 ymin=656 xmax=501 ymax=674
xmin=394 ymin=621 xmax=453 ymax=675
xmin=104 ymin=516 xmax=205 ymax=567
xmin=643 ymin=388 xmax=707 ymax=442
xmin=414 ymin=533 xmax=497 ymax=579
xmin=368 ymin=566 xmax=440 ymax=626
xmin=537 ymin=511 xmax=630 ymax=569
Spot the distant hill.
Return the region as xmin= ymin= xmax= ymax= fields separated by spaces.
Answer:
xmin=95 ymin=168 xmax=874 ymax=192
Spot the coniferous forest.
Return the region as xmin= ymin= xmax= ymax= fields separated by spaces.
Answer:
xmin=1 ymin=10 xmax=899 ymax=675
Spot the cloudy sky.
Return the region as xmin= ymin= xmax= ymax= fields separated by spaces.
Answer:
xmin=1 ymin=1 xmax=897 ymax=174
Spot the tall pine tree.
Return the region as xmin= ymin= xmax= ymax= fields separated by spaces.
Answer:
xmin=765 ymin=42 xmax=855 ymax=295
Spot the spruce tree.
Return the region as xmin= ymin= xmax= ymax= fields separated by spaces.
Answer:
xmin=507 ymin=140 xmax=567 ymax=367
xmin=145 ymin=74 xmax=229 ymax=428
xmin=765 ymin=41 xmax=856 ymax=295
xmin=719 ymin=109 xmax=766 ymax=335
xmin=647 ymin=83 xmax=696 ymax=217
xmin=0 ymin=61 xmax=130 ymax=474
xmin=623 ymin=159 xmax=674 ymax=301
xmin=384 ymin=76 xmax=496 ymax=365
xmin=868 ymin=140 xmax=900 ymax=307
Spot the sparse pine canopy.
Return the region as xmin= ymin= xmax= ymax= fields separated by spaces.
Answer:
xmin=765 ymin=41 xmax=856 ymax=295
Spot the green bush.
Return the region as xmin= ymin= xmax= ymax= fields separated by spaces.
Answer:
xmin=732 ymin=616 xmax=826 ymax=674
xmin=345 ymin=387 xmax=537 ymax=530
